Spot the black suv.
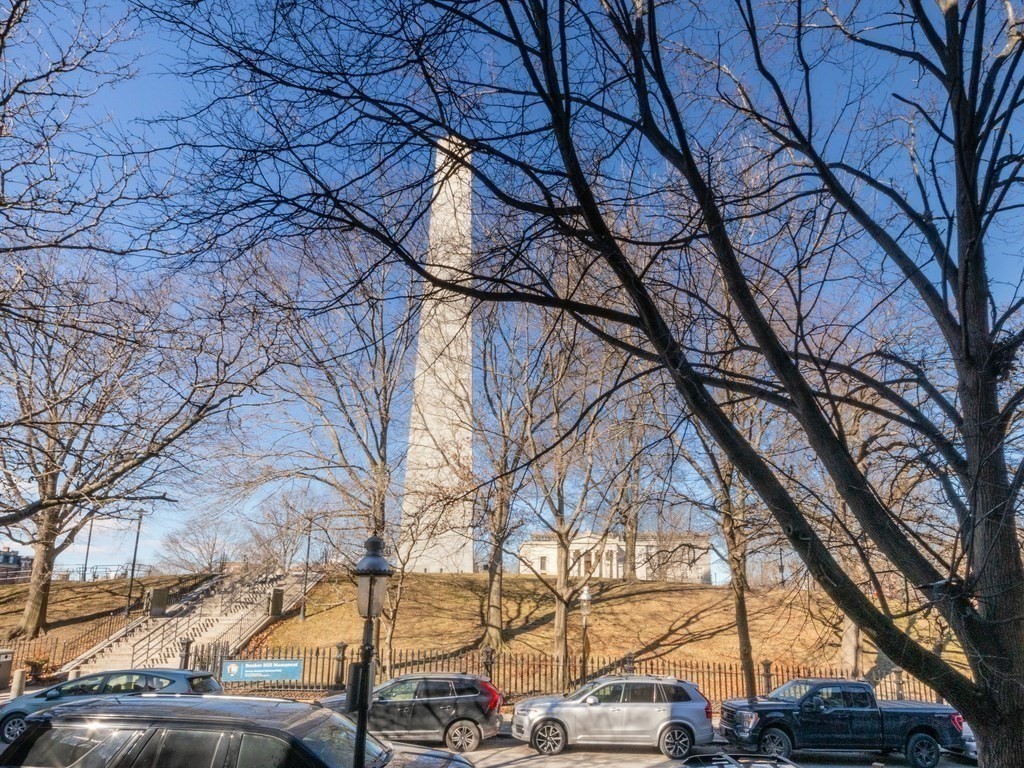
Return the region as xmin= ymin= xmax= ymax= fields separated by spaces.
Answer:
xmin=0 ymin=695 xmax=472 ymax=768
xmin=320 ymin=674 xmax=502 ymax=752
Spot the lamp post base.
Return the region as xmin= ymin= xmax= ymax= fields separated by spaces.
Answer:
xmin=353 ymin=617 xmax=375 ymax=768
xmin=581 ymin=620 xmax=589 ymax=683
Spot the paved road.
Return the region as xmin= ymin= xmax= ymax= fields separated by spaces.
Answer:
xmin=462 ymin=736 xmax=971 ymax=768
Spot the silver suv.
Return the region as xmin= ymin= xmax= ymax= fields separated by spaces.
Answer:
xmin=512 ymin=674 xmax=714 ymax=758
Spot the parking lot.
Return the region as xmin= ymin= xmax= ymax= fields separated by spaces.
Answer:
xmin=461 ymin=736 xmax=969 ymax=768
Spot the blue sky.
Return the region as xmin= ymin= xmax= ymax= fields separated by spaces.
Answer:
xmin=3 ymin=13 xmax=202 ymax=571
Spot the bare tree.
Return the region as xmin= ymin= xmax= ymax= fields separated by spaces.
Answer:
xmin=0 ymin=256 xmax=270 ymax=638
xmin=512 ymin=317 xmax=649 ymax=680
xmin=160 ymin=511 xmax=237 ymax=574
xmin=244 ymin=238 xmax=417 ymax=542
xmin=239 ymin=490 xmax=325 ymax=573
xmin=238 ymin=237 xmax=426 ymax=664
xmin=680 ymin=423 xmax=766 ymax=700
xmin=145 ymin=0 xmax=1024 ymax=762
xmin=0 ymin=0 xmax=152 ymax=264
xmin=472 ymin=303 xmax=537 ymax=648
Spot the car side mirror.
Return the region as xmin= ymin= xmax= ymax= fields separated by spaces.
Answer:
xmin=45 ymin=689 xmax=61 ymax=701
xmin=802 ymin=696 xmax=824 ymax=713
xmin=585 ymin=695 xmax=599 ymax=706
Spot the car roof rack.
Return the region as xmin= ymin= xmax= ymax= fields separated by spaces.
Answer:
xmin=134 ymin=693 xmax=303 ymax=705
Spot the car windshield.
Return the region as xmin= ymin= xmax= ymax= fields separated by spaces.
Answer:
xmin=767 ymin=681 xmax=814 ymax=701
xmin=565 ymin=682 xmax=601 ymax=701
xmin=296 ymin=711 xmax=390 ymax=768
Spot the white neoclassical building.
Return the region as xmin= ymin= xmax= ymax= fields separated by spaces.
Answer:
xmin=518 ymin=531 xmax=712 ymax=583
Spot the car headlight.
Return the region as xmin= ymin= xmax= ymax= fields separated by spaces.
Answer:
xmin=736 ymin=711 xmax=759 ymax=730
xmin=515 ymin=708 xmax=534 ymax=716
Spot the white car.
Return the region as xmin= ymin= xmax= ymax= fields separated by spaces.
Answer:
xmin=512 ymin=674 xmax=715 ymax=758
xmin=955 ymin=721 xmax=978 ymax=761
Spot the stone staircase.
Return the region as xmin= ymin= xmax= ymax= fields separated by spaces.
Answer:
xmin=71 ymin=570 xmax=315 ymax=675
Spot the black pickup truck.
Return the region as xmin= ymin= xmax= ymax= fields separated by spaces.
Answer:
xmin=719 ymin=678 xmax=973 ymax=768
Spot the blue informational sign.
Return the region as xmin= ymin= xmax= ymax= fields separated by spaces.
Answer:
xmin=221 ymin=659 xmax=304 ymax=682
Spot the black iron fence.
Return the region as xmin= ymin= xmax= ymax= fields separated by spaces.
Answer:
xmin=7 ymin=572 xmax=214 ymax=676
xmin=188 ymin=644 xmax=940 ymax=710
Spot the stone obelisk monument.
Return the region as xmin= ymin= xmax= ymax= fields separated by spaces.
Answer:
xmin=400 ymin=138 xmax=475 ymax=573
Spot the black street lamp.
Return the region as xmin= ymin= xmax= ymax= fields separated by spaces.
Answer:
xmin=579 ymin=585 xmax=592 ymax=682
xmin=352 ymin=535 xmax=393 ymax=768
xmin=82 ymin=517 xmax=94 ymax=582
xmin=124 ymin=511 xmax=143 ymax=618
xmin=300 ymin=518 xmax=313 ymax=622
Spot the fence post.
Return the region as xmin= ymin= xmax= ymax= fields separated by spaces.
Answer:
xmin=761 ymin=660 xmax=772 ymax=694
xmin=179 ymin=638 xmax=193 ymax=670
xmin=894 ymin=668 xmax=904 ymax=700
xmin=624 ymin=652 xmax=635 ymax=674
xmin=333 ymin=642 xmax=349 ymax=690
xmin=10 ymin=669 xmax=25 ymax=698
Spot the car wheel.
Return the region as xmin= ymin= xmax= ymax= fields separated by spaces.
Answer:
xmin=531 ymin=720 xmax=567 ymax=755
xmin=906 ymin=732 xmax=941 ymax=768
xmin=758 ymin=727 xmax=793 ymax=759
xmin=1 ymin=714 xmax=27 ymax=744
xmin=445 ymin=720 xmax=482 ymax=752
xmin=659 ymin=724 xmax=693 ymax=759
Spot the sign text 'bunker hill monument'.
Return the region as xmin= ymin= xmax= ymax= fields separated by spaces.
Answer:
xmin=399 ymin=138 xmax=475 ymax=574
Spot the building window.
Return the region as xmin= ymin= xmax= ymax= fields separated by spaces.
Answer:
xmin=539 ymin=556 xmax=547 ymax=573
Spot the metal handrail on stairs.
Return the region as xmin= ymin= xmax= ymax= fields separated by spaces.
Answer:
xmin=129 ymin=608 xmax=207 ymax=667
xmin=129 ymin=573 xmax=282 ymax=665
xmin=59 ymin=572 xmax=225 ymax=673
xmin=215 ymin=600 xmax=266 ymax=653
xmin=58 ymin=614 xmax=151 ymax=673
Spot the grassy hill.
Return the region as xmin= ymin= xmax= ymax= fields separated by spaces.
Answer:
xmin=0 ymin=575 xmax=187 ymax=642
xmin=0 ymin=572 xmax=957 ymax=673
xmin=257 ymin=573 xmax=854 ymax=667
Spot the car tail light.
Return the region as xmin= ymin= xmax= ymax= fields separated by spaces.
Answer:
xmin=951 ymin=713 xmax=964 ymax=732
xmin=699 ymin=691 xmax=712 ymax=720
xmin=481 ymin=680 xmax=502 ymax=714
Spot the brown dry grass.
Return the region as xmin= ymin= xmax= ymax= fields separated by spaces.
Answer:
xmin=259 ymin=573 xmax=850 ymax=666
xmin=0 ymin=575 xmax=184 ymax=642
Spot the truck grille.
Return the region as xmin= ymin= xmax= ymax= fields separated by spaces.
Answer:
xmin=720 ymin=705 xmax=736 ymax=727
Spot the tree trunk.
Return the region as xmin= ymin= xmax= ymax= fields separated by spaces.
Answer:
xmin=483 ymin=539 xmax=505 ymax=648
xmin=380 ymin=578 xmax=405 ymax=678
xmin=841 ymin=615 xmax=862 ymax=677
xmin=380 ymin=615 xmax=394 ymax=679
xmin=371 ymin=461 xmax=388 ymax=536
xmin=553 ymin=540 xmax=570 ymax=689
xmin=10 ymin=509 xmax=59 ymax=639
xmin=721 ymin=498 xmax=756 ymax=699
xmin=483 ymin=482 xmax=510 ymax=649
xmin=972 ymin=716 xmax=1024 ymax=768
xmin=622 ymin=511 xmax=638 ymax=581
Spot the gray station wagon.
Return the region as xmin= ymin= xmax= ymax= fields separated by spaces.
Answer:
xmin=0 ymin=669 xmax=221 ymax=743
xmin=512 ymin=674 xmax=715 ymax=758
